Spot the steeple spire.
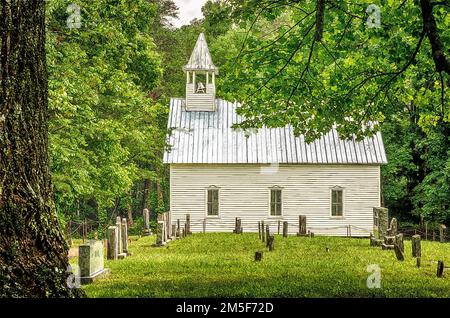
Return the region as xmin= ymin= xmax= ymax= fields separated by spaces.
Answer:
xmin=183 ymin=33 xmax=218 ymax=74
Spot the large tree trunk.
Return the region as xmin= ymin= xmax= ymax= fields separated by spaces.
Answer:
xmin=0 ymin=0 xmax=80 ymax=297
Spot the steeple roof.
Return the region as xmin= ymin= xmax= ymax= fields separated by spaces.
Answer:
xmin=183 ymin=33 xmax=218 ymax=74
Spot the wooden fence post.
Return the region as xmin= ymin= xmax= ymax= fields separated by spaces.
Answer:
xmin=412 ymin=234 xmax=421 ymax=258
xmin=261 ymin=221 xmax=265 ymax=242
xmin=437 ymin=261 xmax=444 ymax=278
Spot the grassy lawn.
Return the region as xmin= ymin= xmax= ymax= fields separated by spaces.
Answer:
xmin=80 ymin=233 xmax=450 ymax=297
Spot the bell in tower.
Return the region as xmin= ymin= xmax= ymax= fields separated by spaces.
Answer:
xmin=183 ymin=33 xmax=218 ymax=111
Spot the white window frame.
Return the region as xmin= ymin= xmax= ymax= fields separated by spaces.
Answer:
xmin=205 ymin=186 xmax=220 ymax=218
xmin=268 ymin=186 xmax=283 ymax=217
xmin=330 ymin=186 xmax=345 ymax=218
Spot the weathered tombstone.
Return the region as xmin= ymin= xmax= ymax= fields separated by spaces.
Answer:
xmin=203 ymin=218 xmax=206 ymax=233
xmin=265 ymin=225 xmax=270 ymax=246
xmin=142 ymin=208 xmax=151 ymax=236
xmin=107 ymin=226 xmax=118 ymax=260
xmin=116 ymin=217 xmax=123 ymax=253
xmin=439 ymin=224 xmax=447 ymax=243
xmin=373 ymin=207 xmax=388 ymax=239
xmin=382 ymin=236 xmax=395 ymax=250
xmin=172 ymin=224 xmax=177 ymax=238
xmin=412 ymin=234 xmax=421 ymax=257
xmin=177 ymin=219 xmax=181 ymax=237
xmin=261 ymin=221 xmax=265 ymax=242
xmin=310 ymin=232 xmax=315 ymax=238
xmin=282 ymin=221 xmax=288 ymax=238
xmin=437 ymin=261 xmax=444 ymax=278
xmin=297 ymin=215 xmax=307 ymax=236
xmin=393 ymin=243 xmax=405 ymax=261
xmin=395 ymin=233 xmax=404 ymax=253
xmin=155 ymin=221 xmax=165 ymax=246
xmin=416 ymin=257 xmax=421 ymax=268
xmin=186 ymin=214 xmax=191 ymax=235
xmin=254 ymin=251 xmax=263 ymax=262
xmin=433 ymin=230 xmax=436 ymax=241
xmin=233 ymin=218 xmax=243 ymax=234
xmin=370 ymin=232 xmax=382 ymax=247
xmin=121 ymin=218 xmax=129 ymax=255
xmin=79 ymin=240 xmax=110 ymax=284
xmin=387 ymin=218 xmax=398 ymax=236
xmin=277 ymin=220 xmax=281 ymax=235
xmin=184 ymin=223 xmax=187 ymax=237
xmin=267 ymin=235 xmax=274 ymax=251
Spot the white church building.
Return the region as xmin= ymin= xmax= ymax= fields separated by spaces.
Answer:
xmin=163 ymin=33 xmax=387 ymax=236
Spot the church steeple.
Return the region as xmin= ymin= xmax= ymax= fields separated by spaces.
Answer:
xmin=183 ymin=33 xmax=218 ymax=111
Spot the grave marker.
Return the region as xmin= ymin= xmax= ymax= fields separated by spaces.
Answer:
xmin=107 ymin=226 xmax=118 ymax=260
xmin=78 ymin=240 xmax=110 ymax=284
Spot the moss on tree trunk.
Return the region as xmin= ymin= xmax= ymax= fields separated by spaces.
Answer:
xmin=0 ymin=0 xmax=83 ymax=297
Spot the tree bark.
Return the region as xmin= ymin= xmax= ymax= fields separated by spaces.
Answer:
xmin=420 ymin=0 xmax=450 ymax=74
xmin=127 ymin=191 xmax=133 ymax=227
xmin=0 ymin=0 xmax=81 ymax=297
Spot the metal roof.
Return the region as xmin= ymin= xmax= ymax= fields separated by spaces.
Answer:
xmin=163 ymin=98 xmax=388 ymax=165
xmin=183 ymin=33 xmax=218 ymax=74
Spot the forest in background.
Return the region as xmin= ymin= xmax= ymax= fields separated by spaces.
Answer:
xmin=46 ymin=0 xmax=449 ymax=239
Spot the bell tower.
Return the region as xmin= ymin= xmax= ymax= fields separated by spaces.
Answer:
xmin=183 ymin=33 xmax=218 ymax=111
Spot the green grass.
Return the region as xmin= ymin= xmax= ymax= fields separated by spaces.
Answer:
xmin=81 ymin=233 xmax=450 ymax=297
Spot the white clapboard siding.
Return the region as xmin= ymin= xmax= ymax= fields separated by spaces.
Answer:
xmin=170 ymin=164 xmax=380 ymax=236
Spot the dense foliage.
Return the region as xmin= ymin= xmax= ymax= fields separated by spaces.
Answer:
xmin=46 ymin=0 xmax=448 ymax=234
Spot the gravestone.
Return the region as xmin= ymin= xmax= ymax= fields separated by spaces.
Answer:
xmin=393 ymin=243 xmax=405 ymax=261
xmin=186 ymin=214 xmax=191 ymax=235
xmin=412 ymin=234 xmax=421 ymax=257
xmin=177 ymin=219 xmax=181 ymax=237
xmin=439 ymin=224 xmax=447 ymax=243
xmin=395 ymin=233 xmax=404 ymax=253
xmin=155 ymin=221 xmax=165 ymax=246
xmin=370 ymin=232 xmax=382 ymax=247
xmin=142 ymin=208 xmax=151 ymax=236
xmin=78 ymin=240 xmax=110 ymax=284
xmin=107 ymin=226 xmax=118 ymax=260
xmin=267 ymin=235 xmax=274 ymax=251
xmin=233 ymin=218 xmax=243 ymax=234
xmin=121 ymin=218 xmax=129 ymax=256
xmin=373 ymin=207 xmax=388 ymax=239
xmin=172 ymin=224 xmax=177 ymax=238
xmin=116 ymin=216 xmax=126 ymax=259
xmin=282 ymin=221 xmax=288 ymax=238
xmin=202 ymin=219 xmax=206 ymax=233
xmin=265 ymin=225 xmax=270 ymax=245
xmin=382 ymin=236 xmax=395 ymax=250
xmin=297 ymin=215 xmax=307 ymax=236
xmin=387 ymin=218 xmax=398 ymax=236
xmin=254 ymin=251 xmax=263 ymax=262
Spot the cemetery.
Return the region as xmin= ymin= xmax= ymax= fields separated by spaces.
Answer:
xmin=66 ymin=210 xmax=450 ymax=298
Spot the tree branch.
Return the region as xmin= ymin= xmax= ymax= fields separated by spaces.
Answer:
xmin=420 ymin=0 xmax=450 ymax=74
